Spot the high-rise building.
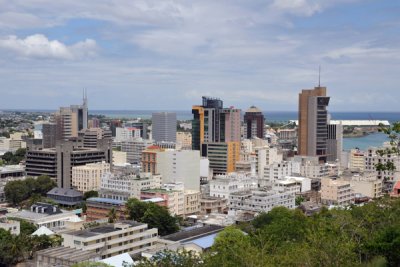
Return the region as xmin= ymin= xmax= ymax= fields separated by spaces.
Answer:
xmin=326 ymin=122 xmax=343 ymax=162
xmin=244 ymin=106 xmax=265 ymax=139
xmin=298 ymin=87 xmax=330 ymax=162
xmin=42 ymin=123 xmax=57 ymax=148
xmin=192 ymin=97 xmax=241 ymax=174
xmin=201 ymin=142 xmax=240 ymax=175
xmin=151 ymin=112 xmax=177 ymax=143
xmin=192 ymin=97 xmax=241 ymax=150
xmin=54 ymin=93 xmax=88 ymax=140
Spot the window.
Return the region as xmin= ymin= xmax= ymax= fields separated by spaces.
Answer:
xmin=74 ymin=240 xmax=81 ymax=245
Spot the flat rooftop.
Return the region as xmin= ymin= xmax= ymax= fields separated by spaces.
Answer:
xmin=163 ymin=225 xmax=224 ymax=242
xmin=36 ymin=246 xmax=97 ymax=262
xmin=66 ymin=221 xmax=144 ymax=238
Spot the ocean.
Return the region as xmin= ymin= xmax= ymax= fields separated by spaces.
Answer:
xmin=91 ymin=110 xmax=399 ymax=151
xmin=91 ymin=110 xmax=400 ymax=123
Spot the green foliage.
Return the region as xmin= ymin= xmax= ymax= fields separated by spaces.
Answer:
xmin=0 ymin=222 xmax=60 ymax=266
xmin=83 ymin=190 xmax=99 ymax=200
xmin=126 ymin=198 xmax=179 ymax=236
xmin=141 ymin=198 xmax=400 ymax=267
xmin=108 ymin=208 xmax=117 ymax=223
xmin=136 ymin=250 xmax=203 ymax=267
xmin=375 ymin=122 xmax=400 ymax=174
xmin=1 ymin=148 xmax=26 ymax=165
xmin=71 ymin=262 xmax=112 ymax=267
xmin=4 ymin=180 xmax=30 ymax=205
xmin=126 ymin=198 xmax=150 ymax=221
xmin=295 ymin=195 xmax=305 ymax=206
xmin=4 ymin=175 xmax=56 ymax=206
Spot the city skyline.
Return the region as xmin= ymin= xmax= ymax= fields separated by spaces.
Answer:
xmin=0 ymin=1 xmax=399 ymax=111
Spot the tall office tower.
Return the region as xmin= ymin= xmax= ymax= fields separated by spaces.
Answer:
xmin=192 ymin=96 xmax=241 ymax=174
xmin=244 ymin=106 xmax=265 ymax=139
xmin=326 ymin=122 xmax=343 ymax=162
xmin=54 ymin=93 xmax=88 ymax=140
xmin=152 ymin=112 xmax=177 ymax=143
xmin=42 ymin=123 xmax=57 ymax=148
xmin=298 ymin=86 xmax=330 ymax=163
xmin=192 ymin=96 xmax=241 ymax=150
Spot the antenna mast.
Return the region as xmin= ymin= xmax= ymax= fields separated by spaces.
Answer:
xmin=318 ymin=65 xmax=321 ymax=87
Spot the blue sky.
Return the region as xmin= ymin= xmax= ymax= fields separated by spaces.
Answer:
xmin=0 ymin=0 xmax=399 ymax=111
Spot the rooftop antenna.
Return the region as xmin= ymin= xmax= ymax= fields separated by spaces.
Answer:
xmin=318 ymin=65 xmax=321 ymax=87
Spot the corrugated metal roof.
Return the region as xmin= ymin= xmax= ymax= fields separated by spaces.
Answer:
xmin=184 ymin=233 xmax=218 ymax=249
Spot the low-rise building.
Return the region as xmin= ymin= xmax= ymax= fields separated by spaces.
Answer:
xmin=273 ymin=176 xmax=312 ymax=194
xmin=36 ymin=221 xmax=158 ymax=265
xmin=85 ymin=197 xmax=127 ymax=222
xmin=320 ymin=178 xmax=354 ymax=206
xmin=7 ymin=202 xmax=79 ymax=231
xmin=100 ymin=171 xmax=162 ymax=201
xmin=141 ymin=184 xmax=184 ymax=216
xmin=0 ymin=217 xmax=20 ymax=235
xmin=0 ymin=165 xmax=25 ymax=202
xmin=72 ymin=162 xmax=111 ymax=193
xmin=229 ymin=190 xmax=295 ymax=214
xmin=209 ymin=172 xmax=258 ymax=199
xmin=47 ymin=188 xmax=83 ymax=206
xmin=350 ymin=149 xmax=365 ymax=171
xmin=349 ymin=172 xmax=383 ymax=199
xmin=200 ymin=197 xmax=227 ymax=214
xmin=184 ymin=190 xmax=201 ymax=215
xmin=35 ymin=246 xmax=98 ymax=267
xmin=62 ymin=221 xmax=158 ymax=259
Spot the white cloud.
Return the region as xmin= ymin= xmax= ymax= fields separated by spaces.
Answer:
xmin=0 ymin=34 xmax=97 ymax=60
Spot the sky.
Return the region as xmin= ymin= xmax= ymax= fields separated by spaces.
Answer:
xmin=0 ymin=0 xmax=399 ymax=111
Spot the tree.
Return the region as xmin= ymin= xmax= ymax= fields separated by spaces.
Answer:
xmin=108 ymin=208 xmax=117 ymax=223
xmin=126 ymin=198 xmax=148 ymax=221
xmin=136 ymin=250 xmax=203 ymax=267
xmin=4 ymin=180 xmax=30 ymax=205
xmin=83 ymin=190 xmax=99 ymax=200
xmin=367 ymin=226 xmax=400 ymax=267
xmin=141 ymin=204 xmax=179 ymax=236
xmin=35 ymin=175 xmax=57 ymax=195
xmin=125 ymin=198 xmax=179 ymax=236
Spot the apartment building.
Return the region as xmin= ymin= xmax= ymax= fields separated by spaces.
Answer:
xmin=350 ymin=149 xmax=365 ymax=171
xmin=61 ymin=221 xmax=158 ymax=259
xmin=262 ymin=161 xmax=293 ymax=187
xmin=140 ymin=185 xmax=185 ymax=216
xmin=200 ymin=197 xmax=228 ymax=214
xmin=209 ymin=172 xmax=258 ymax=199
xmin=229 ymin=190 xmax=295 ymax=213
xmin=72 ymin=162 xmax=111 ymax=192
xmin=184 ymin=190 xmax=201 ymax=215
xmin=349 ymin=172 xmax=383 ymax=199
xmin=100 ymin=172 xmax=162 ymax=201
xmin=320 ymin=178 xmax=354 ymax=206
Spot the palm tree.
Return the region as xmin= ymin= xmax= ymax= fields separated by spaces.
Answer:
xmin=108 ymin=208 xmax=117 ymax=223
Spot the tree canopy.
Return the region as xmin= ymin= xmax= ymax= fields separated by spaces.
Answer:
xmin=139 ymin=197 xmax=400 ymax=267
xmin=126 ymin=198 xmax=179 ymax=236
xmin=4 ymin=175 xmax=56 ymax=206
